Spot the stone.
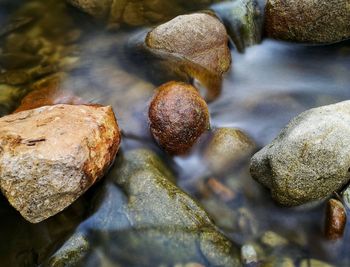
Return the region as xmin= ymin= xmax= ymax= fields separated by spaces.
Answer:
xmin=211 ymin=0 xmax=263 ymax=52
xmin=241 ymin=244 xmax=258 ymax=265
xmin=146 ymin=13 xmax=231 ymax=75
xmin=204 ymin=128 xmax=255 ymax=173
xmin=66 ymin=0 xmax=223 ymax=27
xmin=264 ymin=0 xmax=350 ymax=44
xmin=128 ymin=12 xmax=231 ymax=101
xmin=261 ymin=231 xmax=288 ymax=248
xmin=48 ymin=149 xmax=240 ymax=266
xmin=14 ymin=74 xmax=85 ymax=113
xmin=324 ymin=198 xmax=346 ymax=240
xmin=149 ymin=81 xmax=210 ymax=155
xmin=0 ymin=104 xmax=121 ymax=223
xmin=250 ymin=101 xmax=350 ymax=206
xmin=300 ymin=259 xmax=334 ymax=267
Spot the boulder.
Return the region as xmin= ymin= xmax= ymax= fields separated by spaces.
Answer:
xmin=250 ymin=101 xmax=350 ymax=206
xmin=264 ymin=0 xmax=350 ymax=43
xmin=0 ymin=104 xmax=121 ymax=223
xmin=48 ymin=149 xmax=240 ymax=266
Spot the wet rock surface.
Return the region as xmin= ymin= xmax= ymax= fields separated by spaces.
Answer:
xmin=250 ymin=101 xmax=350 ymax=206
xmin=212 ymin=0 xmax=263 ymax=52
xmin=264 ymin=0 xmax=350 ymax=44
xmin=149 ymin=81 xmax=210 ymax=155
xmin=48 ymin=149 xmax=240 ymax=267
xmin=0 ymin=104 xmax=120 ymax=223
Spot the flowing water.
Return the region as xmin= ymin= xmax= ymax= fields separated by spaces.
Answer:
xmin=0 ymin=0 xmax=350 ymax=266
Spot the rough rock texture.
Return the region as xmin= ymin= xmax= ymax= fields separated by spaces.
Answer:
xmin=0 ymin=104 xmax=121 ymax=223
xmin=211 ymin=0 xmax=263 ymax=52
xmin=250 ymin=101 xmax=350 ymax=206
xmin=48 ymin=149 xmax=240 ymax=267
xmin=149 ymin=81 xmax=210 ymax=155
xmin=146 ymin=13 xmax=231 ymax=75
xmin=205 ymin=128 xmax=255 ymax=173
xmin=67 ymin=0 xmax=112 ymax=19
xmin=264 ymin=0 xmax=350 ymax=44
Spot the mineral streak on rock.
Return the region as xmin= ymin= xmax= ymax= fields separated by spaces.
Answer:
xmin=149 ymin=81 xmax=210 ymax=155
xmin=265 ymin=0 xmax=350 ymax=44
xmin=0 ymin=104 xmax=121 ymax=223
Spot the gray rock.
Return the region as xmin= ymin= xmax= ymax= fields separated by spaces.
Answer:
xmin=211 ymin=0 xmax=263 ymax=52
xmin=48 ymin=149 xmax=240 ymax=266
xmin=265 ymin=0 xmax=350 ymax=44
xmin=250 ymin=101 xmax=350 ymax=206
xmin=0 ymin=104 xmax=121 ymax=223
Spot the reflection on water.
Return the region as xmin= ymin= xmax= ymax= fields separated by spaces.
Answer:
xmin=1 ymin=0 xmax=350 ymax=266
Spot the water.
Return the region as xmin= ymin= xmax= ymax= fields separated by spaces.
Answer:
xmin=0 ymin=0 xmax=350 ymax=266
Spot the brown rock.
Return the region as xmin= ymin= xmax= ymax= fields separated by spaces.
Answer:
xmin=0 ymin=104 xmax=121 ymax=223
xmin=149 ymin=81 xmax=210 ymax=155
xmin=14 ymin=74 xmax=85 ymax=113
xmin=146 ymin=13 xmax=231 ymax=75
xmin=324 ymin=198 xmax=347 ymax=240
xmin=265 ymin=0 xmax=350 ymax=43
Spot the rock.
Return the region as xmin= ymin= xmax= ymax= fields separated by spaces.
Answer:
xmin=211 ymin=0 xmax=263 ymax=52
xmin=300 ymin=259 xmax=334 ymax=267
xmin=250 ymin=101 xmax=350 ymax=206
xmin=146 ymin=13 xmax=231 ymax=75
xmin=241 ymin=244 xmax=258 ymax=265
xmin=66 ymin=0 xmax=223 ymax=27
xmin=204 ymin=128 xmax=255 ymax=173
xmin=0 ymin=104 xmax=121 ymax=223
xmin=264 ymin=0 xmax=350 ymax=44
xmin=126 ymin=12 xmax=231 ymax=101
xmin=261 ymin=231 xmax=288 ymax=248
xmin=14 ymin=74 xmax=85 ymax=113
xmin=324 ymin=198 xmax=346 ymax=240
xmin=47 ymin=149 xmax=240 ymax=266
xmin=149 ymin=81 xmax=210 ymax=155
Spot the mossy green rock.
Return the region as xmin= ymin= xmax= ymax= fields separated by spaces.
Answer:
xmin=47 ymin=149 xmax=240 ymax=266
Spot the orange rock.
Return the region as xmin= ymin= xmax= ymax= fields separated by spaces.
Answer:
xmin=0 ymin=104 xmax=121 ymax=223
xmin=324 ymin=198 xmax=347 ymax=240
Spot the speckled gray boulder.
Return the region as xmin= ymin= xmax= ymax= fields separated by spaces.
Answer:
xmin=250 ymin=101 xmax=350 ymax=206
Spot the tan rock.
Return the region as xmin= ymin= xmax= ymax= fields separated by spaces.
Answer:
xmin=0 ymin=104 xmax=121 ymax=223
xmin=146 ymin=13 xmax=231 ymax=75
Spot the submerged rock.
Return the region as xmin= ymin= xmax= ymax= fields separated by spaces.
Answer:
xmin=48 ymin=149 xmax=240 ymax=266
xmin=127 ymin=12 xmax=231 ymax=101
xmin=211 ymin=0 xmax=263 ymax=52
xmin=0 ymin=84 xmax=28 ymax=116
xmin=204 ymin=128 xmax=255 ymax=173
xmin=149 ymin=81 xmax=210 ymax=155
xmin=264 ymin=0 xmax=350 ymax=44
xmin=0 ymin=104 xmax=121 ymax=223
xmin=250 ymin=101 xmax=350 ymax=206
